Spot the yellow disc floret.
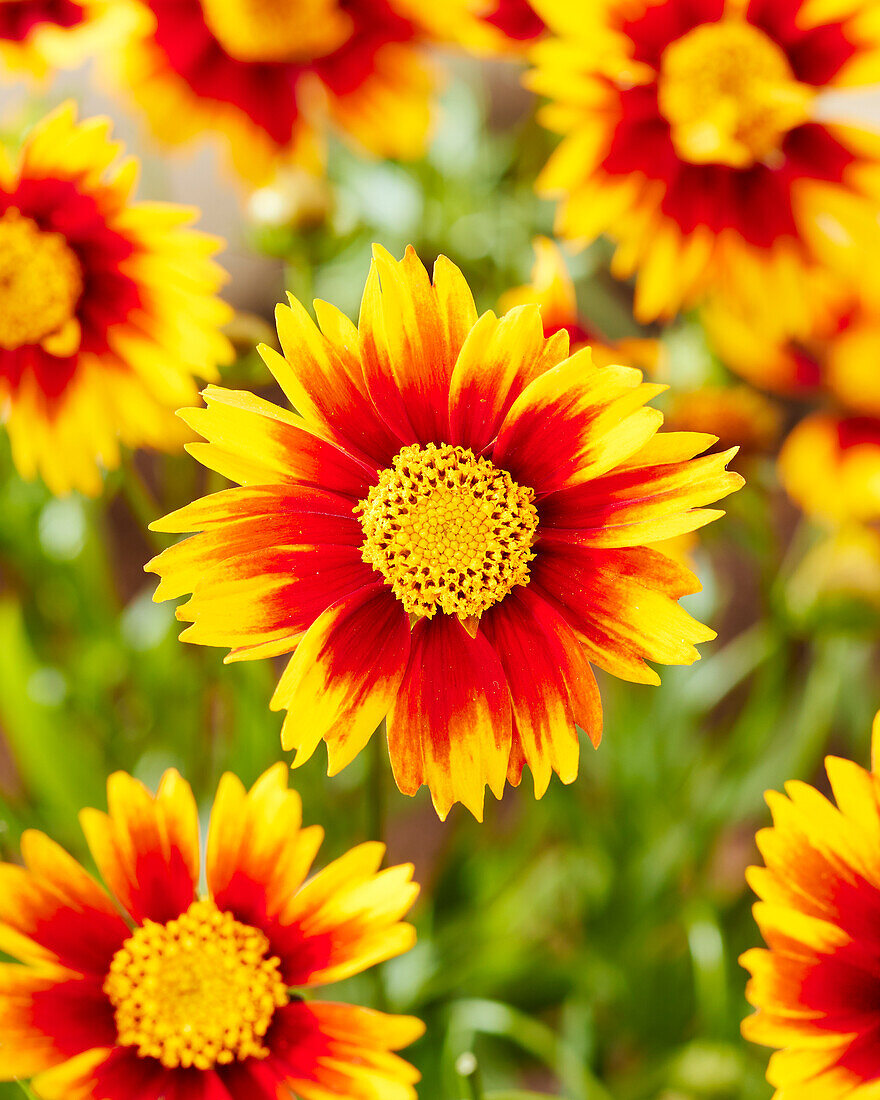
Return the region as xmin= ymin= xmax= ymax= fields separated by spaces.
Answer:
xmin=104 ymin=898 xmax=288 ymax=1071
xmin=357 ymin=443 xmax=539 ymax=619
xmin=657 ymin=19 xmax=814 ymax=168
xmin=0 ymin=210 xmax=83 ymax=351
xmin=200 ymin=0 xmax=354 ymax=63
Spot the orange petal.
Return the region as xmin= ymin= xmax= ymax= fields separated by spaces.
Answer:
xmin=272 ymin=585 xmax=411 ymax=775
xmin=386 ymin=614 xmax=512 ymax=821
xmin=79 ymin=769 xmax=199 ymax=925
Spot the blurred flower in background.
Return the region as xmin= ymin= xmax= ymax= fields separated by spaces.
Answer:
xmin=110 ymin=0 xmax=473 ymax=184
xmin=500 ymin=234 xmax=663 ymax=370
xmin=528 ymin=0 xmax=880 ymax=324
xmin=741 ymin=712 xmax=880 ymax=1097
xmin=0 ymin=0 xmax=126 ymax=82
xmin=147 ymin=245 xmax=742 ymax=820
xmin=0 ymin=102 xmax=232 ymax=495
xmin=0 ymin=764 xmax=423 ymax=1100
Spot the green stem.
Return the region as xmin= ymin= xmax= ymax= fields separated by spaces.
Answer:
xmin=456 ymin=1053 xmax=485 ymax=1100
xmin=368 ymin=719 xmax=387 ymax=845
xmin=367 ymin=720 xmax=390 ymax=1013
xmin=118 ymin=452 xmax=167 ymax=556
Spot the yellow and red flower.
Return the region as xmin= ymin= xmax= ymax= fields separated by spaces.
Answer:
xmin=147 ymin=245 xmax=742 ymax=820
xmin=778 ymin=413 xmax=880 ymax=525
xmin=706 ymin=289 xmax=880 ymax=418
xmin=499 ymin=235 xmax=662 ymax=370
xmin=113 ymin=0 xmax=459 ymax=185
xmin=0 ymin=764 xmax=423 ymax=1100
xmin=528 ymin=0 xmax=880 ymax=323
xmin=741 ymin=712 xmax=880 ymax=1097
xmin=665 ymin=385 xmax=782 ymax=456
xmin=0 ymin=0 xmax=125 ymax=79
xmin=0 ymin=103 xmax=232 ymax=496
xmin=456 ymin=0 xmax=544 ymax=54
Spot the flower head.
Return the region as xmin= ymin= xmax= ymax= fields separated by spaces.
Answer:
xmin=528 ymin=0 xmax=880 ymax=323
xmin=499 ymin=235 xmax=662 ymax=370
xmin=779 ymin=413 xmax=880 ymax=525
xmin=0 ymin=0 xmax=127 ymax=79
xmin=706 ymin=290 xmax=880 ymax=419
xmin=147 ymin=245 xmax=742 ymax=820
xmin=0 ymin=102 xmax=232 ymax=495
xmin=113 ymin=0 xmax=461 ymax=184
xmin=454 ymin=0 xmax=544 ymax=54
xmin=0 ymin=765 xmax=423 ymax=1099
xmin=741 ymin=712 xmax=880 ymax=1097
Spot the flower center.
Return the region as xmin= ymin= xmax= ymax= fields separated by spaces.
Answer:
xmin=357 ymin=443 xmax=539 ymax=619
xmin=0 ymin=210 xmax=83 ymax=352
xmin=200 ymin=0 xmax=354 ymax=63
xmin=104 ymin=898 xmax=288 ymax=1071
xmin=657 ymin=19 xmax=814 ymax=168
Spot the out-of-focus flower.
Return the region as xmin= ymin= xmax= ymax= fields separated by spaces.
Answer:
xmin=500 ymin=235 xmax=662 ymax=370
xmin=0 ymin=765 xmax=423 ymax=1100
xmin=147 ymin=245 xmax=742 ymax=820
xmin=455 ymin=0 xmax=544 ymax=54
xmin=666 ymin=385 xmax=783 ymax=456
xmin=248 ymin=167 xmax=333 ymax=231
xmin=114 ymin=0 xmax=461 ymax=185
xmin=741 ymin=715 xmax=880 ymax=1096
xmin=0 ymin=103 xmax=232 ymax=496
xmin=0 ymin=0 xmax=128 ymax=80
xmin=785 ymin=524 xmax=880 ymax=625
xmin=528 ymin=0 xmax=880 ymax=324
xmin=778 ymin=413 xmax=880 ymax=525
xmin=707 ymin=291 xmax=880 ymax=418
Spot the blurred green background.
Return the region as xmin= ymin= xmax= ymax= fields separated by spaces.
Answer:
xmin=2 ymin=57 xmax=879 ymax=1100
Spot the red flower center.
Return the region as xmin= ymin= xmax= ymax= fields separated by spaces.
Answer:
xmin=104 ymin=898 xmax=288 ymax=1070
xmin=0 ymin=209 xmax=83 ymax=353
xmin=200 ymin=0 xmax=354 ymax=62
xmin=657 ymin=18 xmax=813 ymax=167
xmin=356 ymin=442 xmax=539 ymax=619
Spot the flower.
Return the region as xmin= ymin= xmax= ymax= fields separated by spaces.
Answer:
xmin=706 ymin=290 xmax=880 ymax=417
xmin=666 ymin=385 xmax=782 ymax=456
xmin=0 ymin=0 xmax=127 ymax=80
xmin=456 ymin=0 xmax=544 ymax=53
xmin=741 ymin=712 xmax=880 ymax=1097
xmin=113 ymin=0 xmax=460 ymax=185
xmin=0 ymin=764 xmax=423 ymax=1100
xmin=528 ymin=0 xmax=880 ymax=323
xmin=499 ymin=235 xmax=662 ymax=371
xmin=778 ymin=413 xmax=880 ymax=525
xmin=481 ymin=0 xmax=544 ymax=42
xmin=147 ymin=245 xmax=742 ymax=820
xmin=0 ymin=102 xmax=232 ymax=496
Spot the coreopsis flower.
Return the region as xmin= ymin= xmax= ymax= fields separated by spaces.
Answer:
xmin=0 ymin=0 xmax=125 ymax=80
xmin=499 ymin=235 xmax=662 ymax=371
xmin=456 ymin=0 xmax=544 ymax=53
xmin=666 ymin=386 xmax=782 ymax=456
xmin=0 ymin=102 xmax=232 ymax=495
xmin=0 ymin=764 xmax=423 ymax=1100
xmin=741 ymin=713 xmax=880 ymax=1097
xmin=706 ymin=291 xmax=880 ymax=417
xmin=113 ymin=0 xmax=460 ymax=185
xmin=147 ymin=245 xmax=742 ymax=820
xmin=528 ymin=0 xmax=880 ymax=324
xmin=779 ymin=413 xmax=880 ymax=525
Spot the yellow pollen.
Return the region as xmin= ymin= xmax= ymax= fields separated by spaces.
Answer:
xmin=104 ymin=898 xmax=288 ymax=1071
xmin=0 ymin=210 xmax=83 ymax=352
xmin=201 ymin=0 xmax=354 ymax=63
xmin=356 ymin=443 xmax=539 ymax=619
xmin=657 ymin=19 xmax=814 ymax=168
